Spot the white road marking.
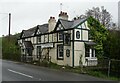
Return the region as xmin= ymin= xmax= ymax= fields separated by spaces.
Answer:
xmin=8 ymin=69 xmax=33 ymax=78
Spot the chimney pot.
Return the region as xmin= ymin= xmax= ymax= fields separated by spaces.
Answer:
xmin=63 ymin=12 xmax=65 ymax=15
xmin=50 ymin=16 xmax=52 ymax=19
xmin=74 ymin=17 xmax=76 ymax=20
xmin=59 ymin=11 xmax=69 ymax=20
xmin=59 ymin=14 xmax=61 ymax=16
xmin=60 ymin=11 xmax=62 ymax=14
xmin=65 ymin=12 xmax=67 ymax=15
xmin=53 ymin=17 xmax=55 ymax=19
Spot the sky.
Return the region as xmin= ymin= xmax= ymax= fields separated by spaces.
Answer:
xmin=0 ymin=0 xmax=119 ymax=36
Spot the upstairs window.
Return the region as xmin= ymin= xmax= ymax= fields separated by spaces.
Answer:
xmin=76 ymin=31 xmax=80 ymax=39
xmin=64 ymin=33 xmax=71 ymax=46
xmin=59 ymin=32 xmax=63 ymax=40
xmin=66 ymin=49 xmax=70 ymax=57
xmin=37 ymin=36 xmax=41 ymax=43
xmin=22 ymin=39 xmax=25 ymax=42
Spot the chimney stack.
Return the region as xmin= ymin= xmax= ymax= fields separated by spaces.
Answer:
xmin=48 ymin=16 xmax=56 ymax=32
xmin=59 ymin=11 xmax=68 ymax=20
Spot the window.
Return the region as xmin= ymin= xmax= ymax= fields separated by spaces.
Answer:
xmin=85 ymin=48 xmax=95 ymax=57
xmin=37 ymin=36 xmax=41 ymax=43
xmin=76 ymin=31 xmax=80 ymax=39
xmin=44 ymin=35 xmax=48 ymax=42
xmin=85 ymin=48 xmax=89 ymax=57
xmin=66 ymin=49 xmax=70 ymax=57
xmin=64 ymin=33 xmax=71 ymax=45
xmin=57 ymin=45 xmax=64 ymax=60
xmin=26 ymin=48 xmax=32 ymax=56
xmin=37 ymin=46 xmax=41 ymax=58
xmin=59 ymin=32 xmax=63 ymax=40
xmin=92 ymin=49 xmax=95 ymax=57
xmin=22 ymin=39 xmax=25 ymax=42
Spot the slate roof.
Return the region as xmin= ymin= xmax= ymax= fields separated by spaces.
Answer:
xmin=59 ymin=17 xmax=87 ymax=29
xmin=22 ymin=23 xmax=48 ymax=38
xmin=72 ymin=17 xmax=87 ymax=28
xmin=23 ymin=41 xmax=34 ymax=49
xmin=37 ymin=24 xmax=48 ymax=34
xmin=59 ymin=19 xmax=73 ymax=29
xmin=22 ymin=26 xmax=37 ymax=37
xmin=20 ymin=17 xmax=87 ymax=38
xmin=85 ymin=41 xmax=96 ymax=45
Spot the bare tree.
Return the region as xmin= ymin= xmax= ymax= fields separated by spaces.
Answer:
xmin=86 ymin=7 xmax=101 ymax=22
xmin=100 ymin=6 xmax=111 ymax=28
xmin=82 ymin=6 xmax=112 ymax=28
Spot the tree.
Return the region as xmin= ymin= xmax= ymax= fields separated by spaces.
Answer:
xmin=85 ymin=6 xmax=112 ymax=28
xmin=2 ymin=34 xmax=21 ymax=61
xmin=103 ymin=30 xmax=120 ymax=60
xmin=87 ymin=16 xmax=108 ymax=57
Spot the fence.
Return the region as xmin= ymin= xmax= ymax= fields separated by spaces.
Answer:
xmin=85 ymin=58 xmax=120 ymax=80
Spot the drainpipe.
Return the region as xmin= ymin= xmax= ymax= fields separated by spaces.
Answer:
xmin=72 ymin=29 xmax=74 ymax=67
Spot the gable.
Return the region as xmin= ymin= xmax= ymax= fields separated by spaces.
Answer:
xmin=36 ymin=29 xmax=41 ymax=35
xmin=54 ymin=20 xmax=65 ymax=31
xmin=56 ymin=24 xmax=64 ymax=30
xmin=71 ymin=17 xmax=88 ymax=28
xmin=77 ymin=22 xmax=86 ymax=29
xmin=22 ymin=33 xmax=25 ymax=38
xmin=20 ymin=30 xmax=25 ymax=38
xmin=76 ymin=20 xmax=89 ymax=30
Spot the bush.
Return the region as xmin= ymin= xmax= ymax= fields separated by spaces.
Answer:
xmin=2 ymin=35 xmax=21 ymax=61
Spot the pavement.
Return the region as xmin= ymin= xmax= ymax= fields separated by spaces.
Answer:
xmin=2 ymin=59 xmax=118 ymax=82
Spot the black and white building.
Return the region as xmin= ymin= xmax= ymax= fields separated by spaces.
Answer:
xmin=18 ymin=11 xmax=97 ymax=67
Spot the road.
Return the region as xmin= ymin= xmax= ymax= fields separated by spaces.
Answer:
xmin=2 ymin=60 xmax=117 ymax=82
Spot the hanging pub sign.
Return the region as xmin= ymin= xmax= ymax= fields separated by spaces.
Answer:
xmin=37 ymin=43 xmax=54 ymax=48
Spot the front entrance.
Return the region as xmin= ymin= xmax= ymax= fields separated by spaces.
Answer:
xmin=85 ymin=41 xmax=97 ymax=66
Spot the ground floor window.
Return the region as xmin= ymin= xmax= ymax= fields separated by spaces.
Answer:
xmin=37 ymin=46 xmax=41 ymax=58
xmin=85 ymin=48 xmax=95 ymax=58
xmin=26 ymin=48 xmax=32 ymax=56
xmin=85 ymin=48 xmax=89 ymax=57
xmin=57 ymin=44 xmax=64 ymax=60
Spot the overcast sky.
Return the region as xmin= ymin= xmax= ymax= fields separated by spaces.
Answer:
xmin=0 ymin=0 xmax=119 ymax=36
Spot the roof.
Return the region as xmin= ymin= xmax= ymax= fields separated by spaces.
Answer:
xmin=37 ymin=24 xmax=48 ymax=34
xmin=23 ymin=41 xmax=33 ymax=49
xmin=59 ymin=17 xmax=87 ymax=29
xmin=71 ymin=17 xmax=87 ymax=28
xmin=85 ymin=41 xmax=96 ymax=46
xmin=22 ymin=26 xmax=37 ymax=38
xmin=20 ymin=17 xmax=87 ymax=38
xmin=21 ymin=23 xmax=48 ymax=38
xmin=59 ymin=19 xmax=73 ymax=29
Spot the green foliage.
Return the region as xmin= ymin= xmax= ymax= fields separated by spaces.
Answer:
xmin=103 ymin=30 xmax=120 ymax=60
xmin=2 ymin=35 xmax=21 ymax=61
xmin=87 ymin=16 xmax=108 ymax=57
xmin=87 ymin=16 xmax=120 ymax=60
